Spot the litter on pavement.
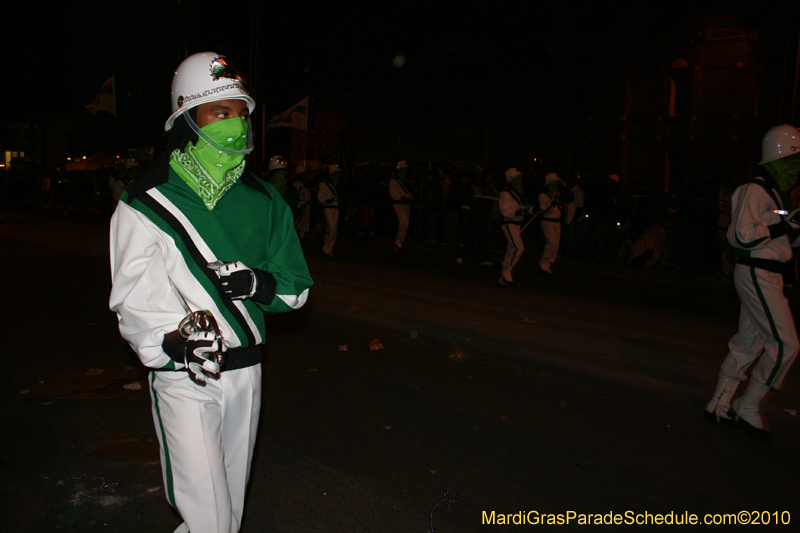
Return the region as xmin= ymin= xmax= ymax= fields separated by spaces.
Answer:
xmin=369 ymin=338 xmax=384 ymax=350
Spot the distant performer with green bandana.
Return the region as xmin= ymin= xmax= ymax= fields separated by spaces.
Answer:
xmin=705 ymin=124 xmax=800 ymax=441
xmin=109 ymin=51 xmax=313 ymax=532
xmin=266 ymin=154 xmax=302 ymax=223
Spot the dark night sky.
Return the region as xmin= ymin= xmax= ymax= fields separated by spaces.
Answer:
xmin=7 ymin=0 xmax=795 ymax=160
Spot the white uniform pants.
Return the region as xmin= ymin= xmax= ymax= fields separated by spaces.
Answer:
xmin=150 ymin=365 xmax=262 ymax=533
xmin=540 ymin=219 xmax=561 ymax=267
xmin=295 ymin=205 xmax=311 ymax=238
xmin=501 ymin=223 xmax=524 ymax=280
xmin=720 ymin=264 xmax=799 ymax=388
xmin=323 ymin=207 xmax=338 ymax=255
xmin=393 ymin=203 xmax=411 ymax=247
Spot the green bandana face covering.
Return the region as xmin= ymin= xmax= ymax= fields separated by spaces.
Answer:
xmin=509 ymin=176 xmax=524 ymax=194
xmin=329 ymin=171 xmax=341 ymax=185
xmin=270 ymin=169 xmax=289 ymax=196
xmin=170 ymin=117 xmax=249 ymax=210
xmin=191 ymin=117 xmax=249 ymax=182
xmin=765 ymin=156 xmax=800 ymax=192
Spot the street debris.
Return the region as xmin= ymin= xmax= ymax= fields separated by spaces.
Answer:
xmin=369 ymin=338 xmax=384 ymax=351
xmin=523 ymin=317 xmax=537 ymax=324
xmin=339 ymin=345 xmax=348 ymax=351
xmin=784 ymin=409 xmax=797 ymax=416
xmin=449 ymin=343 xmax=470 ymax=362
xmin=123 ymin=382 xmax=142 ymax=391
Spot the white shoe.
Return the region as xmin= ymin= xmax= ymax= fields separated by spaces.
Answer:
xmin=704 ymin=372 xmax=738 ymax=424
xmin=732 ymin=379 xmax=772 ymax=440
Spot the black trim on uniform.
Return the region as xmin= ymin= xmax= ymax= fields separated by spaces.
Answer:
xmin=737 ymin=256 xmax=785 ymax=273
xmin=138 ymin=194 xmax=257 ymax=347
xmin=240 ymin=172 xmax=273 ymax=200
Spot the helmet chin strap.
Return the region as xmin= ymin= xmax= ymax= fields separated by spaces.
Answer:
xmin=184 ymin=112 xmax=254 ymax=156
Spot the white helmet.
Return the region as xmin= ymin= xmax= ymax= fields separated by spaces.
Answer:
xmin=268 ymin=155 xmax=288 ymax=171
xmin=397 ymin=160 xmax=409 ymax=169
xmin=328 ymin=164 xmax=341 ymax=175
xmin=759 ymin=124 xmax=800 ymax=164
xmin=165 ymin=52 xmax=256 ymax=131
xmin=544 ymin=172 xmax=560 ymax=184
xmin=505 ymin=168 xmax=522 ymax=182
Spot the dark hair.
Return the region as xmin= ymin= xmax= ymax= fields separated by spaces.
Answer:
xmin=164 ymin=108 xmax=199 ymax=153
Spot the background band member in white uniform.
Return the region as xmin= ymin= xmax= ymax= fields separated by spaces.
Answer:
xmin=498 ymin=167 xmax=531 ymax=288
xmin=705 ymin=124 xmax=800 ymax=441
xmin=294 ymin=164 xmax=312 ymax=239
xmin=109 ymin=52 xmax=313 ymax=532
xmin=538 ymin=172 xmax=571 ymax=274
xmin=318 ymin=164 xmax=342 ymax=257
xmin=390 ymin=160 xmax=414 ymax=251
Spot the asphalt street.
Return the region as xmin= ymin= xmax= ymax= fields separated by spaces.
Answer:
xmin=1 ymin=208 xmax=799 ymax=532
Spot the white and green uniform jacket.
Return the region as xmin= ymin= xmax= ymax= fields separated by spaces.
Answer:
xmin=109 ymin=156 xmax=313 ymax=371
xmin=728 ymin=175 xmax=800 ymax=262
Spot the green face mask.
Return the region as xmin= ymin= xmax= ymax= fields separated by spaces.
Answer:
xmin=270 ymin=169 xmax=289 ymax=195
xmin=546 ymin=180 xmax=561 ymax=196
xmin=330 ymin=171 xmax=341 ymax=185
xmin=765 ymin=156 xmax=800 ymax=192
xmin=170 ymin=117 xmax=250 ymax=210
xmin=509 ymin=176 xmax=524 ymax=194
xmin=190 ymin=117 xmax=249 ymax=182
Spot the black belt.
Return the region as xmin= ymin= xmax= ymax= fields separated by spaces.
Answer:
xmin=542 ymin=218 xmax=561 ymax=223
xmin=222 ymin=345 xmax=263 ymax=371
xmin=160 ymin=343 xmax=262 ymax=373
xmin=738 ymin=257 xmax=785 ymax=273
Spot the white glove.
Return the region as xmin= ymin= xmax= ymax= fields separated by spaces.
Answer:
xmin=185 ymin=331 xmax=224 ymax=382
xmin=208 ymin=261 xmax=276 ymax=304
xmin=208 ymin=261 xmax=256 ymax=300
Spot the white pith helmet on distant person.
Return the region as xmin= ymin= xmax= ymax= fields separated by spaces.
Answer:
xmin=759 ymin=124 xmax=800 ymax=164
xmin=505 ymin=168 xmax=522 ymax=182
xmin=268 ymin=155 xmax=288 ymax=171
